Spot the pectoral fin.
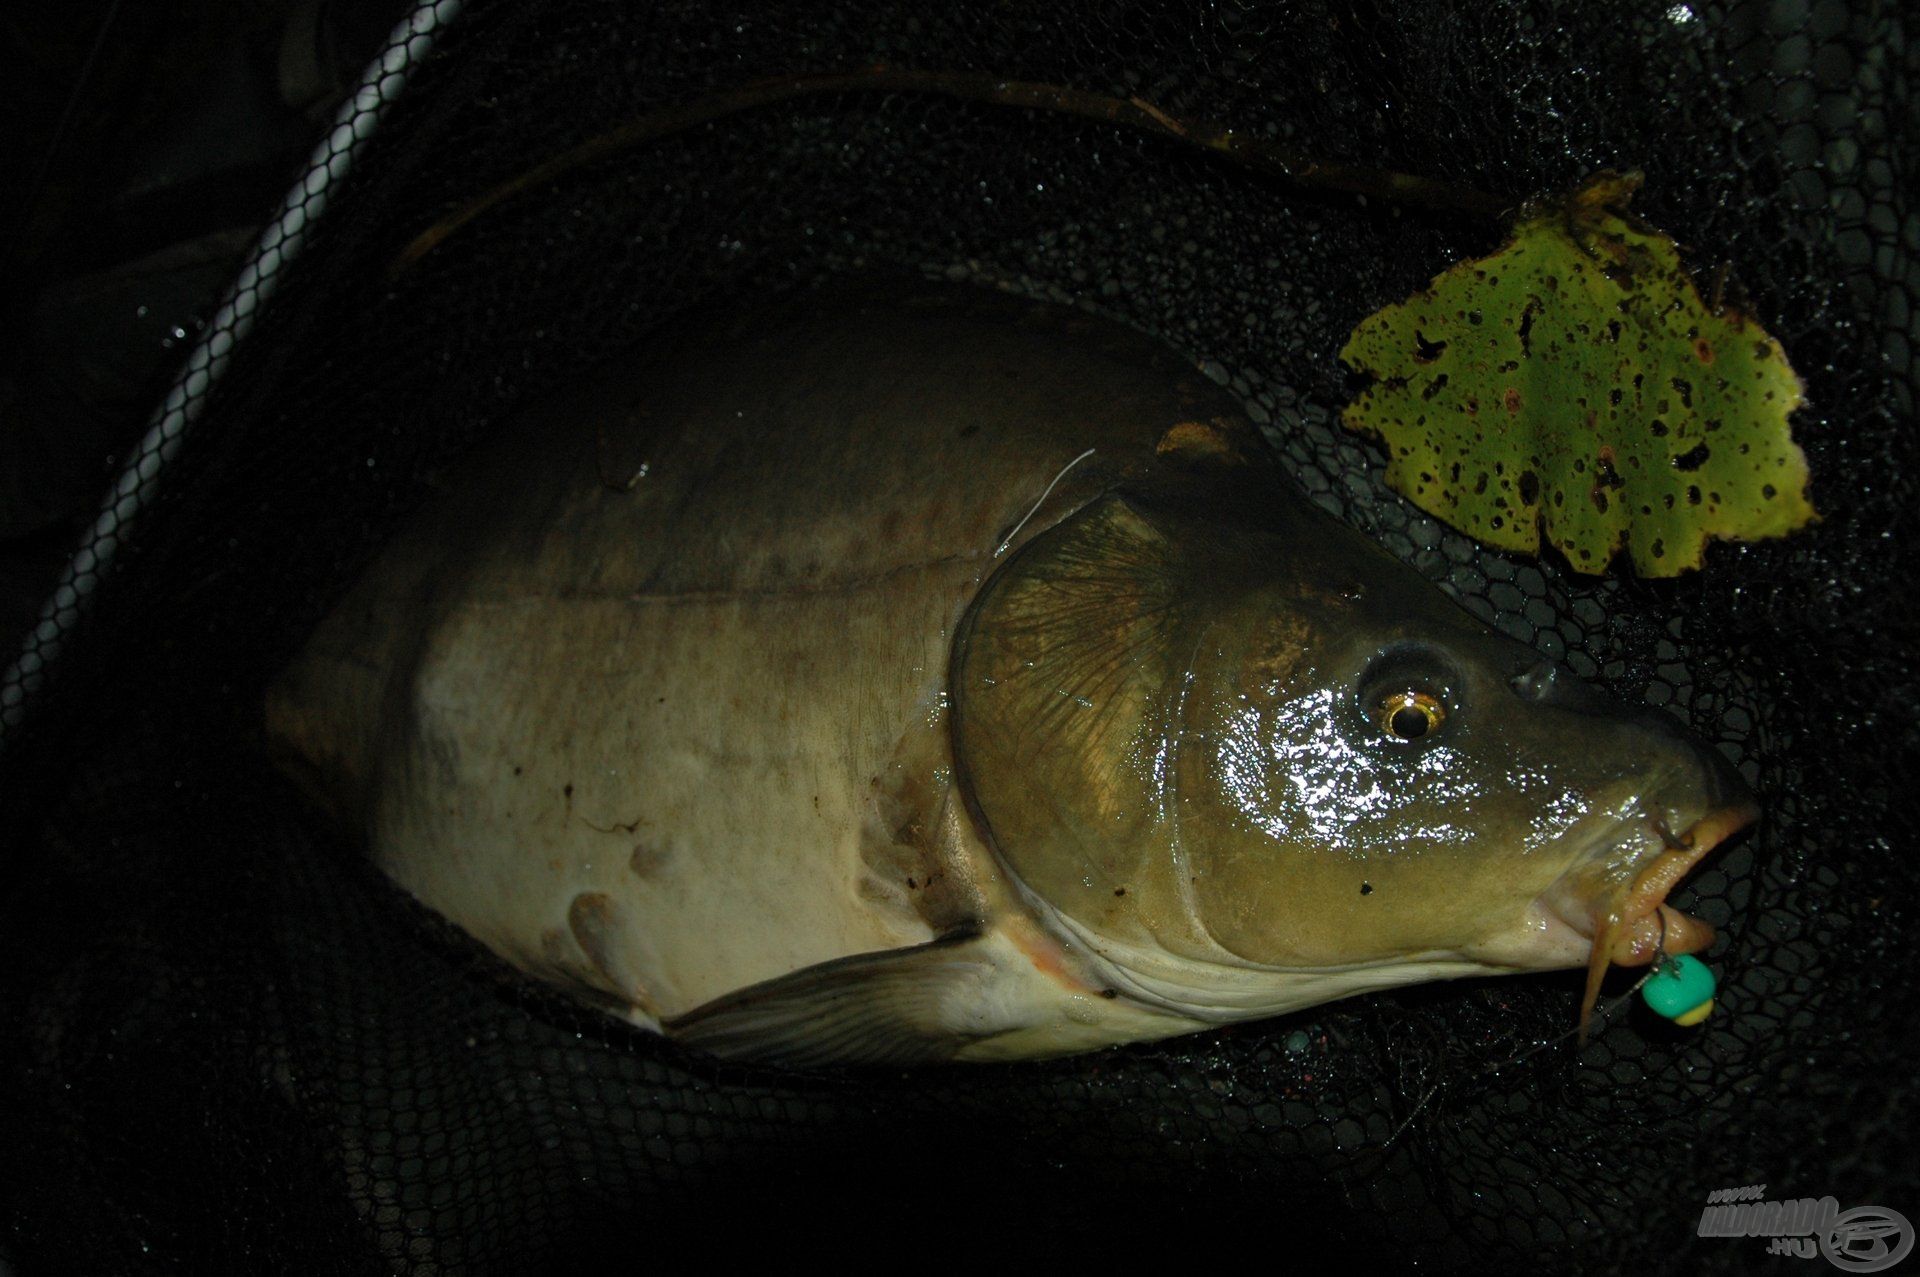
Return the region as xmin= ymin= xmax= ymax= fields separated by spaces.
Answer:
xmin=664 ymin=930 xmax=1003 ymax=1068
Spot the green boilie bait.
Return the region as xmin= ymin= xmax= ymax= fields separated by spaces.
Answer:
xmin=1642 ymin=953 xmax=1717 ymax=1027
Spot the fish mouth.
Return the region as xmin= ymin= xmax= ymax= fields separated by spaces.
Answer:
xmin=1542 ymin=799 xmax=1760 ymax=1042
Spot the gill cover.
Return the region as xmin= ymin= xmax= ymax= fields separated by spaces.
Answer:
xmin=950 ymin=481 xmax=1285 ymax=965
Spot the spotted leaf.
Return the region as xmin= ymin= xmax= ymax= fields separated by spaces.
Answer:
xmin=1339 ymin=171 xmax=1815 ymax=575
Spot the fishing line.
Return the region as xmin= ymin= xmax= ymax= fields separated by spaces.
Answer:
xmin=1383 ymin=911 xmax=1684 ymax=1148
xmin=994 ymin=447 xmax=1096 ymax=556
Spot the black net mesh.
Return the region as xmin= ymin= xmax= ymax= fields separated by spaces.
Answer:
xmin=3 ymin=0 xmax=1915 ymax=1271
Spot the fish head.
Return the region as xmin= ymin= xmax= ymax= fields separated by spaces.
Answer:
xmin=951 ymin=472 xmax=1757 ymax=1029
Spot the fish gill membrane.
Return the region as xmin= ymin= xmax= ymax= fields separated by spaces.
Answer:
xmin=263 ymin=283 xmax=1760 ymax=1069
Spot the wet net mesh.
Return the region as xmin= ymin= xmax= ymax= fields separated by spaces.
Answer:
xmin=2 ymin=0 xmax=1915 ymax=1271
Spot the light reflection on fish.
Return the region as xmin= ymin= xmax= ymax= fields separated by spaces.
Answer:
xmin=265 ymin=285 xmax=1757 ymax=1067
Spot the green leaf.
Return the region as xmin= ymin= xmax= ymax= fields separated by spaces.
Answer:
xmin=1339 ymin=171 xmax=1815 ymax=576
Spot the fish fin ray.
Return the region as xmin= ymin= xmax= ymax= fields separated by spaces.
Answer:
xmin=664 ymin=930 xmax=1003 ymax=1068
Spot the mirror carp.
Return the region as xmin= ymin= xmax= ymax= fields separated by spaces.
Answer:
xmin=266 ymin=286 xmax=1756 ymax=1067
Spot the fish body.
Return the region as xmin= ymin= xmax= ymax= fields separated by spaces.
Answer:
xmin=267 ymin=285 xmax=1754 ymax=1066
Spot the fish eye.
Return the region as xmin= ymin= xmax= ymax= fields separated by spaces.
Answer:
xmin=1376 ymin=690 xmax=1447 ymax=742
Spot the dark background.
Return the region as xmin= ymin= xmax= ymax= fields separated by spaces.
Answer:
xmin=1 ymin=2 xmax=1913 ymax=1273
xmin=1 ymin=0 xmax=411 ymax=656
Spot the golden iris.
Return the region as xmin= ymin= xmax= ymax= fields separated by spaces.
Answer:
xmin=1377 ymin=690 xmax=1446 ymax=741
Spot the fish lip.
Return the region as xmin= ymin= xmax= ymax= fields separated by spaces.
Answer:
xmin=1546 ymin=798 xmax=1760 ymax=960
xmin=1550 ymin=798 xmax=1759 ymax=1041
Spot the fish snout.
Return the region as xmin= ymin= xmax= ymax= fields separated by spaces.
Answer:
xmin=1627 ymin=700 xmax=1758 ymax=824
xmin=1685 ymin=727 xmax=1757 ymax=822
xmin=1574 ymin=688 xmax=1762 ymax=967
xmin=1505 ymin=656 xmax=1761 ymax=1038
xmin=1510 ymin=657 xmax=1757 ymax=816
